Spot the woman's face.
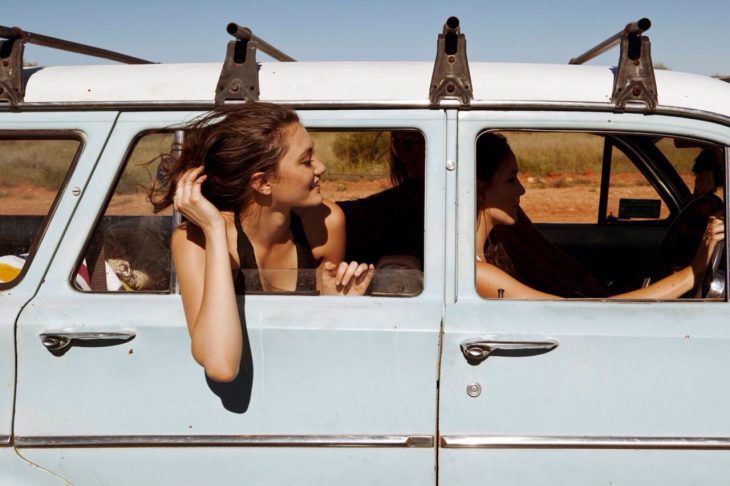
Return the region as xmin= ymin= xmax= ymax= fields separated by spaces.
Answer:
xmin=269 ymin=123 xmax=326 ymax=208
xmin=479 ymin=150 xmax=526 ymax=227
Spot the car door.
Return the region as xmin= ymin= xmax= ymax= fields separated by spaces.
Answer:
xmin=14 ymin=109 xmax=446 ymax=485
xmin=0 ymin=111 xmax=117 ymax=481
xmin=438 ymin=109 xmax=730 ymax=485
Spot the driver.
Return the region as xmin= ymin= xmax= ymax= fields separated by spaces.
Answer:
xmin=475 ymin=133 xmax=724 ymax=299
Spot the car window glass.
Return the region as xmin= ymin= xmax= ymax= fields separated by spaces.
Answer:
xmin=605 ymin=143 xmax=669 ymax=222
xmin=0 ymin=137 xmax=80 ymax=288
xmin=655 ymin=137 xmax=724 ymax=200
xmin=74 ymin=130 xmax=425 ymax=297
xmin=74 ymin=133 xmax=173 ymax=292
xmin=313 ymin=130 xmax=425 ymax=297
xmin=501 ymin=131 xmax=602 ymax=224
xmin=476 ymin=130 xmax=726 ymax=301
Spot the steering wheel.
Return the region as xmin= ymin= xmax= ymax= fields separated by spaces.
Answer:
xmin=641 ymin=194 xmax=724 ymax=297
xmin=694 ymin=242 xmax=725 ymax=298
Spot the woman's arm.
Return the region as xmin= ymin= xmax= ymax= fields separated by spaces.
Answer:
xmin=476 ymin=217 xmax=724 ymax=300
xmin=616 ymin=216 xmax=724 ymax=299
xmin=476 ymin=260 xmax=556 ymax=299
xmin=302 ymin=199 xmax=374 ymax=295
xmin=172 ymin=167 xmax=242 ymax=382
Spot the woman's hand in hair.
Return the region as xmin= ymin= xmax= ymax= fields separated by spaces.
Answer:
xmin=174 ymin=166 xmax=224 ymax=234
xmin=320 ymin=261 xmax=375 ymax=296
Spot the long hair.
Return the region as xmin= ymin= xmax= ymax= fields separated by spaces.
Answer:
xmin=151 ymin=102 xmax=300 ymax=212
xmin=476 ymin=131 xmax=608 ymax=297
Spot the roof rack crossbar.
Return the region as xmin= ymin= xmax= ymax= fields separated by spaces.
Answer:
xmin=569 ymin=18 xmax=651 ymax=66
xmin=0 ymin=25 xmax=153 ymax=107
xmin=216 ymin=23 xmax=296 ymax=105
xmin=0 ymin=25 xmax=153 ymax=65
xmin=569 ymin=18 xmax=657 ymax=112
xmin=429 ymin=16 xmax=473 ymax=108
xmin=226 ymin=23 xmax=296 ymax=62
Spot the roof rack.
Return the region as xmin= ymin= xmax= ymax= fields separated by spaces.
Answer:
xmin=215 ymin=23 xmax=296 ymax=104
xmin=0 ymin=25 xmax=153 ymax=106
xmin=429 ymin=16 xmax=473 ymax=108
xmin=570 ymin=18 xmax=657 ymax=112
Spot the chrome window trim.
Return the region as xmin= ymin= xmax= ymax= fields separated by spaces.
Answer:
xmin=440 ymin=435 xmax=730 ymax=450
xmin=2 ymin=101 xmax=730 ymax=127
xmin=16 ymin=435 xmax=434 ymax=448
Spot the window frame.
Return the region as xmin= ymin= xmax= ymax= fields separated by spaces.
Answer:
xmin=0 ymin=131 xmax=84 ymax=290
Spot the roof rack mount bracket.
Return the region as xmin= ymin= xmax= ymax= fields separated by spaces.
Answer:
xmin=569 ymin=18 xmax=657 ymax=113
xmin=612 ymin=27 xmax=657 ymax=112
xmin=215 ymin=23 xmax=296 ymax=105
xmin=429 ymin=16 xmax=473 ymax=108
xmin=0 ymin=28 xmax=25 ymax=106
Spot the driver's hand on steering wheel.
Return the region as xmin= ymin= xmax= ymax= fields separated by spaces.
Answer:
xmin=693 ymin=214 xmax=725 ymax=274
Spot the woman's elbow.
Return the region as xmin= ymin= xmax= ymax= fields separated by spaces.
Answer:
xmin=204 ymin=363 xmax=240 ymax=383
xmin=191 ymin=347 xmax=241 ymax=382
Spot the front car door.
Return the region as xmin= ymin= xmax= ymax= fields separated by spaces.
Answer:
xmin=14 ymin=109 xmax=445 ymax=484
xmin=439 ymin=110 xmax=730 ymax=485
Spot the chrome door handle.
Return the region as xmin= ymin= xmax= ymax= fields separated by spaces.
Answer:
xmin=39 ymin=330 xmax=136 ymax=356
xmin=460 ymin=338 xmax=559 ymax=364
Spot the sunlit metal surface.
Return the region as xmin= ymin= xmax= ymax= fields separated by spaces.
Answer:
xmin=441 ymin=435 xmax=730 ymax=450
xmin=17 ymin=435 xmax=435 ymax=448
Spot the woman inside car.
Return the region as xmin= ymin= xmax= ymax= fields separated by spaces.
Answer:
xmin=475 ymin=132 xmax=724 ymax=299
xmin=152 ymin=103 xmax=374 ymax=383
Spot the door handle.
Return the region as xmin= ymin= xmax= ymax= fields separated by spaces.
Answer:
xmin=460 ymin=337 xmax=559 ymax=364
xmin=39 ymin=330 xmax=136 ymax=356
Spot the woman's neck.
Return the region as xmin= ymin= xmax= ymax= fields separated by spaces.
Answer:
xmin=239 ymin=203 xmax=292 ymax=246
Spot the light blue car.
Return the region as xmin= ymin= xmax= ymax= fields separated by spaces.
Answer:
xmin=2 ymin=18 xmax=730 ymax=485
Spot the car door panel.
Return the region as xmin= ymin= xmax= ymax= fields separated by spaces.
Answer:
xmin=14 ymin=110 xmax=445 ymax=484
xmin=438 ymin=111 xmax=730 ymax=485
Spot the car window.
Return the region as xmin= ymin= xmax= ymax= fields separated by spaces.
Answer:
xmin=476 ymin=130 xmax=726 ymax=301
xmin=74 ymin=129 xmax=425 ymax=297
xmin=74 ymin=132 xmax=174 ymax=292
xmin=0 ymin=136 xmax=81 ymax=288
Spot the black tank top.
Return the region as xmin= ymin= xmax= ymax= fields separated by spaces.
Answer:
xmin=233 ymin=211 xmax=318 ymax=293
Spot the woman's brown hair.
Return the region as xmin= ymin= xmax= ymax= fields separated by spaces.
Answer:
xmin=151 ymin=102 xmax=300 ymax=212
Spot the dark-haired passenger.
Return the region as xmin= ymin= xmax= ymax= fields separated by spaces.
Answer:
xmin=152 ymin=103 xmax=373 ymax=382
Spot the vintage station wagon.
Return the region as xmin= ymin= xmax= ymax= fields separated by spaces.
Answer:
xmin=2 ymin=17 xmax=730 ymax=485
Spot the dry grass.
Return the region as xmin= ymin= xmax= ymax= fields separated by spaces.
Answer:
xmin=0 ymin=139 xmax=80 ymax=189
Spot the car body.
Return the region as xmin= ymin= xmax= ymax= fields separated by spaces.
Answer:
xmin=2 ymin=20 xmax=730 ymax=485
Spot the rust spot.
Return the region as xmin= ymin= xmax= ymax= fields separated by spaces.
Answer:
xmin=448 ymin=55 xmax=455 ymax=63
xmin=2 ymin=61 xmax=8 ymax=67
xmin=128 ymin=348 xmax=134 ymax=354
xmin=446 ymin=83 xmax=455 ymax=93
xmin=632 ymin=86 xmax=642 ymax=96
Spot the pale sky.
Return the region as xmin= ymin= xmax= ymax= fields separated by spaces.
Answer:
xmin=4 ymin=0 xmax=729 ymax=76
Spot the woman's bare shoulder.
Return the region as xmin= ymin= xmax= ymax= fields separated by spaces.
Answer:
xmin=295 ymin=199 xmax=343 ymax=243
xmin=172 ymin=222 xmax=204 ymax=247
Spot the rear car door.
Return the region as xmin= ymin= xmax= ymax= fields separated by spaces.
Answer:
xmin=439 ymin=110 xmax=730 ymax=485
xmin=0 ymin=111 xmax=117 ymax=481
xmin=14 ymin=109 xmax=446 ymax=485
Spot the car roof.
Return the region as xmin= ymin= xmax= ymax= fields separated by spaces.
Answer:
xmin=19 ymin=61 xmax=730 ymax=120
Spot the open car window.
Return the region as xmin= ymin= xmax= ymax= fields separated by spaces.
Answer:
xmin=0 ymin=136 xmax=81 ymax=288
xmin=74 ymin=129 xmax=425 ymax=297
xmin=476 ymin=130 xmax=726 ymax=301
